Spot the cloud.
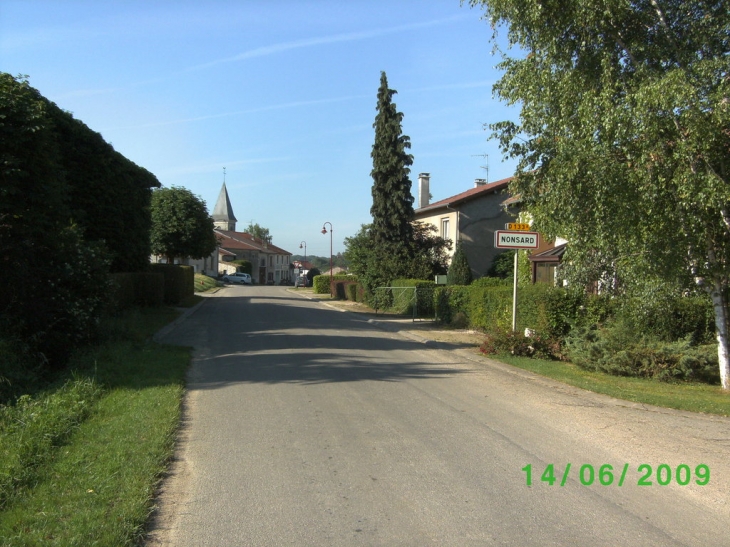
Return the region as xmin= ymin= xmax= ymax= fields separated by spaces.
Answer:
xmin=184 ymin=15 xmax=466 ymax=72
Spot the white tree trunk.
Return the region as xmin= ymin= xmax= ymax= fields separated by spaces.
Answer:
xmin=709 ymin=279 xmax=730 ymax=390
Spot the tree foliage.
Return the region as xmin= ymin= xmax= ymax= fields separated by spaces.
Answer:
xmin=0 ymin=74 xmax=148 ymax=369
xmin=344 ymin=223 xmax=450 ymax=299
xmin=370 ymin=71 xmax=415 ymax=244
xmin=150 ymin=187 xmax=217 ymax=263
xmin=470 ymin=0 xmax=730 ymax=388
xmin=245 ymin=222 xmax=272 ymax=243
xmin=447 ymin=241 xmax=473 ymax=285
xmin=47 ymin=106 xmax=160 ymax=272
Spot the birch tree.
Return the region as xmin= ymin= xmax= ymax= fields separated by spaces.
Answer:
xmin=468 ymin=0 xmax=730 ymax=388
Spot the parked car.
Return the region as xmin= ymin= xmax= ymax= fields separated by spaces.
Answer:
xmin=294 ymin=276 xmax=308 ymax=287
xmin=223 ymin=272 xmax=252 ymax=285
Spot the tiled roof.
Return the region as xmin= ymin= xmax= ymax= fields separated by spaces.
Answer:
xmin=415 ymin=175 xmax=513 ymax=214
xmin=215 ymin=230 xmax=292 ymax=255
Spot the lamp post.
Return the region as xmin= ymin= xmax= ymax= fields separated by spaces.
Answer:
xmin=299 ymin=241 xmax=307 ymax=285
xmin=321 ymin=222 xmax=333 ymax=296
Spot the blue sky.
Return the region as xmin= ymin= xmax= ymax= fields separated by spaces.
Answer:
xmin=1 ymin=0 xmax=519 ymax=256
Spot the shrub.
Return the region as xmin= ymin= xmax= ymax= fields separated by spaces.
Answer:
xmin=109 ymin=272 xmax=165 ymax=310
xmin=231 ymin=259 xmax=253 ymax=275
xmin=109 ymin=273 xmax=136 ymax=312
xmin=471 ymin=277 xmax=512 ymax=288
xmin=150 ymin=264 xmax=194 ymax=305
xmin=565 ymin=321 xmax=719 ymax=383
xmin=134 ymin=272 xmax=165 ymax=306
xmin=313 ymin=274 xmax=356 ymax=296
xmin=390 ymin=279 xmax=436 ymax=317
xmin=447 ymin=241 xmax=472 ymax=285
xmin=345 ymin=282 xmax=360 ymax=302
xmin=480 ymin=328 xmax=563 ymax=360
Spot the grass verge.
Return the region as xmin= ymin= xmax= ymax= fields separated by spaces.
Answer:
xmin=194 ymin=273 xmax=220 ymax=293
xmin=493 ymin=354 xmax=730 ymax=416
xmin=0 ymin=307 xmax=190 ymax=546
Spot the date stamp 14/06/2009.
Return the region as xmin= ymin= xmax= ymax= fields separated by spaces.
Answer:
xmin=522 ymin=463 xmax=710 ymax=487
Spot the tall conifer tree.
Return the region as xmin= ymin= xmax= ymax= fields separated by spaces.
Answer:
xmin=370 ymin=71 xmax=415 ymax=244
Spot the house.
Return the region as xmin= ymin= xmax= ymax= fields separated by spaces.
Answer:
xmin=413 ymin=173 xmax=517 ymax=279
xmin=212 ymin=182 xmax=293 ymax=284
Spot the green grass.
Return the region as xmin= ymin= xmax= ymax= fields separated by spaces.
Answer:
xmin=0 ymin=307 xmax=190 ymax=546
xmin=194 ymin=273 xmax=220 ymax=293
xmin=493 ymin=354 xmax=730 ymax=416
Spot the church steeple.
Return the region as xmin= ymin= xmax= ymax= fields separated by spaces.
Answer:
xmin=212 ymin=170 xmax=237 ymax=231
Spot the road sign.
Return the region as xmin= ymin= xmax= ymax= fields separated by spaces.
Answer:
xmin=495 ymin=230 xmax=539 ymax=249
xmin=506 ymin=222 xmax=531 ymax=231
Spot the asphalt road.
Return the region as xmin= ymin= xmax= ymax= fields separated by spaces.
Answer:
xmin=148 ymin=286 xmax=730 ymax=547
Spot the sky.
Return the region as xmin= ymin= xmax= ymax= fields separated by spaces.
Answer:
xmin=1 ymin=0 xmax=521 ymax=257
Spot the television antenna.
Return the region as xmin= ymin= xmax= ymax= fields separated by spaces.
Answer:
xmin=471 ymin=153 xmax=489 ymax=183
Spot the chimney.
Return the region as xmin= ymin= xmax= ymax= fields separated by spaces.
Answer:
xmin=418 ymin=173 xmax=430 ymax=209
xmin=474 ymin=178 xmax=487 ymax=188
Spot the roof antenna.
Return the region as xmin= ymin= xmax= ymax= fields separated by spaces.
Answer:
xmin=223 ymin=166 xmax=226 ymax=184
xmin=471 ymin=153 xmax=489 ymax=183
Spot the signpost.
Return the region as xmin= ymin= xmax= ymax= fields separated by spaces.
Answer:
xmin=495 ymin=227 xmax=539 ymax=331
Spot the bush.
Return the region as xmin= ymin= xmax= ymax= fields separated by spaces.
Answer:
xmin=109 ymin=272 xmax=165 ymax=310
xmin=479 ymin=328 xmax=563 ymax=360
xmin=471 ymin=277 xmax=512 ymax=288
xmin=447 ymin=241 xmax=472 ymax=285
xmin=150 ymin=264 xmax=194 ymax=305
xmin=313 ymin=274 xmax=356 ymax=296
xmin=345 ymin=282 xmax=360 ymax=302
xmin=617 ymin=290 xmax=714 ymax=344
xmin=389 ymin=279 xmax=436 ymax=317
xmin=13 ymin=227 xmax=113 ymax=368
xmin=231 ymin=259 xmax=253 ymax=275
xmin=134 ymin=272 xmax=165 ymax=306
xmin=565 ymin=321 xmax=719 ymax=383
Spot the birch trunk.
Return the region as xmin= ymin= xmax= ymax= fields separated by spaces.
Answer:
xmin=709 ymin=279 xmax=730 ymax=390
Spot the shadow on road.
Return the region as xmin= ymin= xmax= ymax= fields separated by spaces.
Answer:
xmin=165 ymin=293 xmax=470 ymax=388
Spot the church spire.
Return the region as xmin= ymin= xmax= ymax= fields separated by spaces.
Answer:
xmin=212 ymin=169 xmax=237 ymax=231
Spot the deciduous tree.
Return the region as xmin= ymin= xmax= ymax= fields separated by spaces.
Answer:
xmin=470 ymin=0 xmax=730 ymax=388
xmin=150 ymin=187 xmax=217 ymax=264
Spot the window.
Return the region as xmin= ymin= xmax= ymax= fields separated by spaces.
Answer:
xmin=441 ymin=218 xmax=450 ymax=240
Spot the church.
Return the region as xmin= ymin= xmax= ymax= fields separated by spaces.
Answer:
xmin=211 ymin=183 xmax=293 ymax=285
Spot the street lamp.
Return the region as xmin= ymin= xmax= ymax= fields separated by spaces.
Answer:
xmin=321 ymin=222 xmax=333 ymax=296
xmin=299 ymin=241 xmax=307 ymax=285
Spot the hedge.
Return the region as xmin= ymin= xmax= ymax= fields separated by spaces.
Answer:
xmin=436 ymin=284 xmax=611 ymax=337
xmin=149 ymin=264 xmax=194 ymax=305
xmin=386 ymin=279 xmax=437 ymax=316
xmin=312 ymin=274 xmax=357 ymax=295
xmin=109 ymin=272 xmax=165 ymax=310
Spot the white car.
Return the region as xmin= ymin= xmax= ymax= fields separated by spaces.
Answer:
xmin=223 ymin=272 xmax=252 ymax=285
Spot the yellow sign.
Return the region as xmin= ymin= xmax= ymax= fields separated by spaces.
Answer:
xmin=506 ymin=223 xmax=531 ymax=231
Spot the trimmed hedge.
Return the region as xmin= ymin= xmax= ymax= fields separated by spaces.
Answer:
xmin=110 ymin=272 xmax=165 ymax=310
xmin=149 ymin=264 xmax=194 ymax=305
xmin=437 ymin=283 xmax=619 ymax=338
xmin=389 ymin=279 xmax=437 ymax=317
xmin=312 ymin=274 xmax=357 ymax=295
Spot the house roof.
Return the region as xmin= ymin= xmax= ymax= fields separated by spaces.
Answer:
xmin=528 ymin=242 xmax=567 ymax=262
xmin=215 ymin=229 xmax=292 ymax=255
xmin=414 ymin=175 xmax=513 ymax=215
